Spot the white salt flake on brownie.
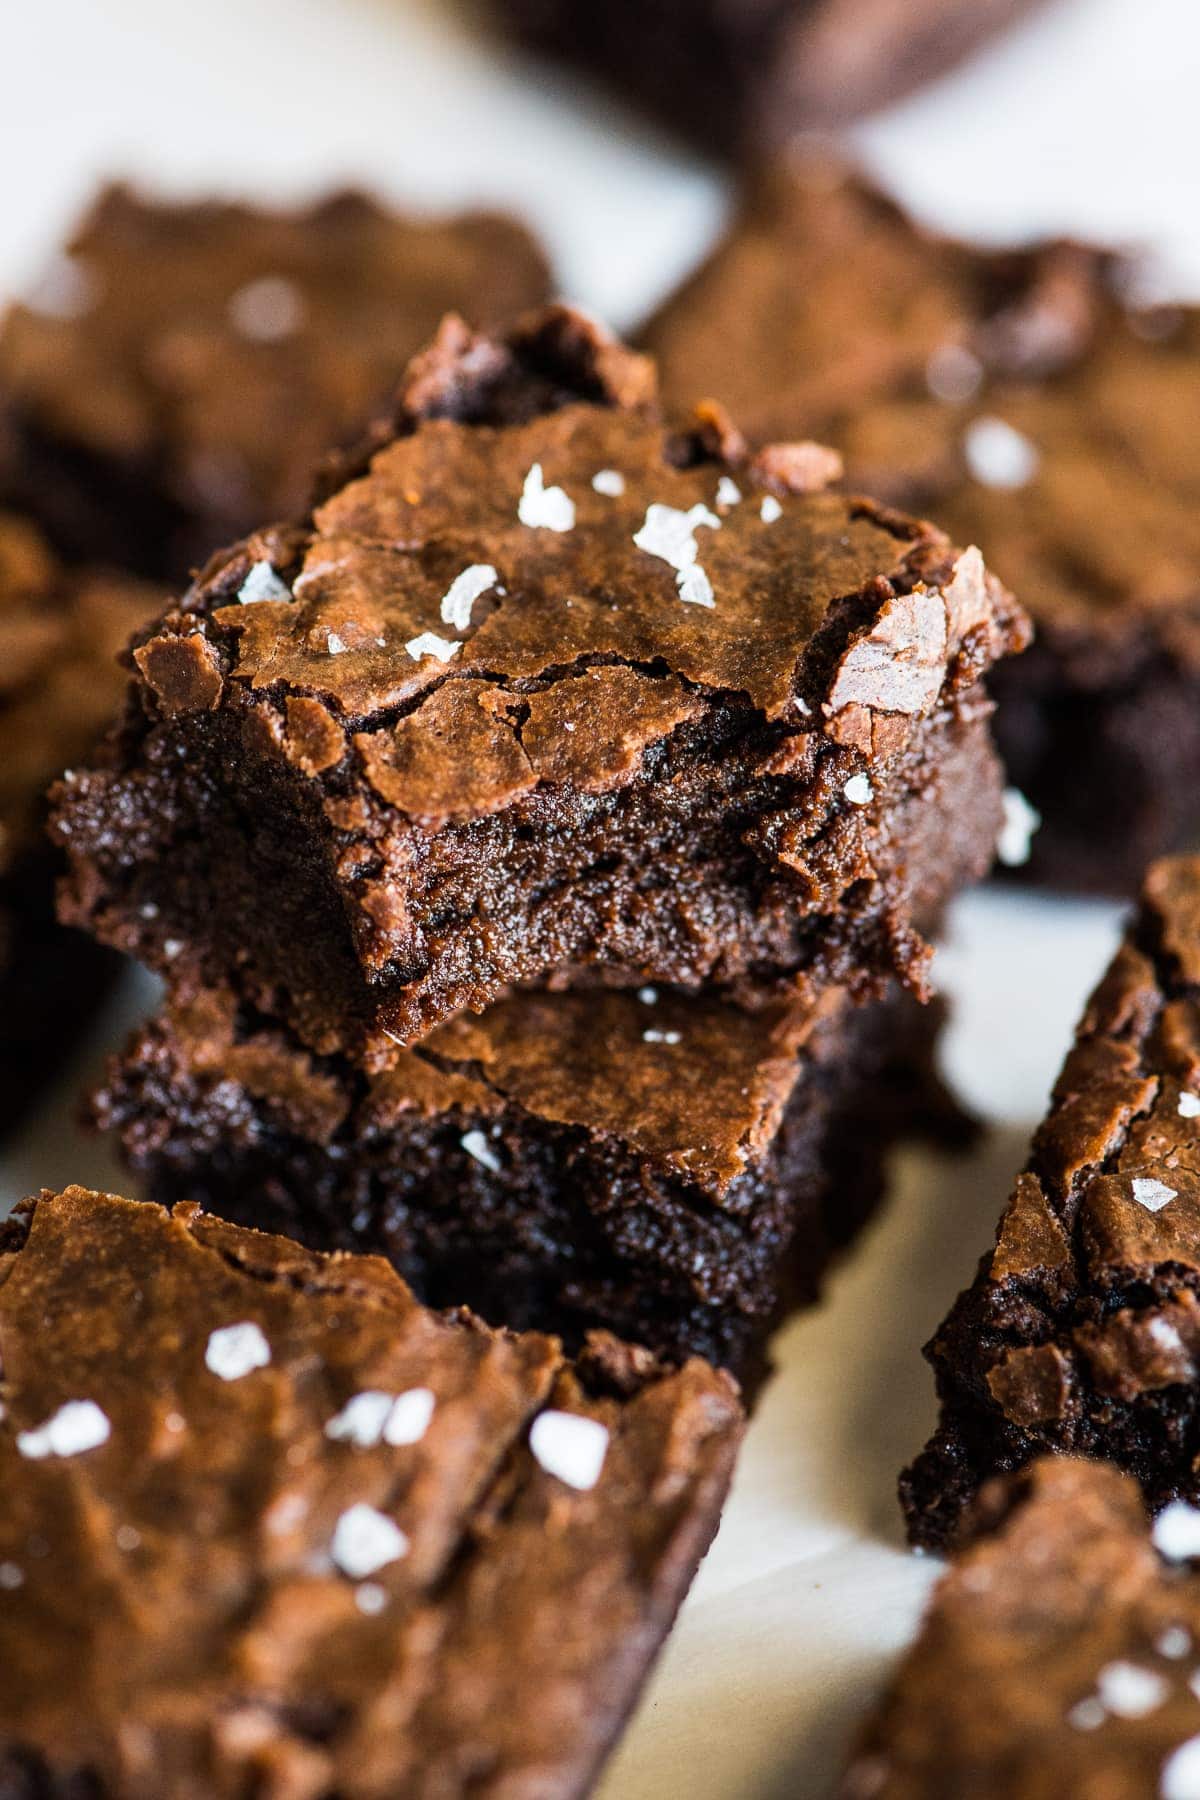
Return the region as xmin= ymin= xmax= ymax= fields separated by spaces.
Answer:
xmin=592 ymin=469 xmax=625 ymax=496
xmin=1066 ymin=1698 xmax=1106 ymax=1732
xmin=1096 ymin=1661 xmax=1169 ymax=1718
xmin=998 ymin=787 xmax=1041 ymax=866
xmin=637 ymin=986 xmax=658 ymax=1004
xmin=633 ymin=501 xmax=720 ymax=572
xmin=1153 ymin=1502 xmax=1200 ymax=1561
xmin=325 ymin=1391 xmax=397 ymax=1448
xmin=1133 ymin=1178 xmax=1178 ymax=1214
xmin=676 ymin=564 xmax=715 ymax=608
xmin=405 ymin=632 xmax=462 ymax=664
xmin=227 ymin=274 xmax=305 ymax=342
xmin=964 ymin=416 xmax=1040 ymax=490
xmin=1179 ymin=1093 xmax=1200 ymax=1119
xmin=643 ymin=1028 xmax=682 ymax=1045
xmin=382 ymin=1388 xmax=436 ymax=1447
xmin=331 ymin=1503 xmax=409 ymax=1578
xmin=1158 ymin=1627 xmax=1192 ymax=1659
xmin=16 ymin=1399 xmax=110 ymax=1460
xmin=355 ymin=1582 xmax=388 ymax=1615
xmin=530 ymin=1410 xmax=609 ymax=1491
xmin=716 ymin=476 xmax=741 ymax=508
xmin=518 ymin=462 xmax=575 ymax=531
xmin=926 ymin=342 xmax=983 ymax=404
xmin=1162 ymin=1733 xmax=1200 ymax=1799
xmin=760 ymin=495 xmax=783 ymax=523
xmin=461 ymin=1129 xmax=502 ymax=1174
xmin=440 ymin=563 xmax=497 ymax=631
xmin=325 ymin=631 xmax=348 ymax=655
xmin=0 ymin=1563 xmax=22 ymax=1590
xmin=204 ymin=1321 xmax=272 ymax=1382
xmin=238 ymin=560 xmax=292 ymax=604
xmin=844 ymin=774 xmax=873 ymax=806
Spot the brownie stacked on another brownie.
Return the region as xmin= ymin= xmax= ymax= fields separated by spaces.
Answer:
xmin=904 ymin=856 xmax=1200 ymax=1550
xmin=0 ymin=1184 xmax=742 ymax=1796
xmin=643 ymin=156 xmax=1200 ymax=892
xmin=843 ymin=1458 xmax=1200 ymax=1799
xmin=0 ymin=185 xmax=551 ymax=582
xmin=52 ymin=304 xmax=1027 ymax=1063
xmin=0 ymin=511 xmax=159 ymax=1136
xmin=92 ymin=979 xmax=962 ymax=1387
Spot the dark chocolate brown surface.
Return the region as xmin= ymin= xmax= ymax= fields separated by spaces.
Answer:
xmin=904 ymin=856 xmax=1200 ymax=1549
xmin=845 ymin=1458 xmax=1200 ymax=1800
xmin=493 ymin=0 xmax=1044 ymax=158
xmin=0 ymin=1185 xmax=742 ymax=1797
xmin=0 ymin=511 xmax=159 ymax=1135
xmin=642 ymin=157 xmax=1200 ymax=892
xmin=93 ymin=977 xmax=962 ymax=1386
xmin=0 ymin=185 xmax=552 ymax=581
xmin=52 ymin=305 xmax=1026 ymax=1060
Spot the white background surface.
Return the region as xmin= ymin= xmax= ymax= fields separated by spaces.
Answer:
xmin=0 ymin=0 xmax=1192 ymax=1790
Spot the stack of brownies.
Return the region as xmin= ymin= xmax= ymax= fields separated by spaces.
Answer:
xmin=0 ymin=173 xmax=1038 ymax=1790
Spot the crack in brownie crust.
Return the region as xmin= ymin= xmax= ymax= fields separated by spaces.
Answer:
xmin=844 ymin=1458 xmax=1200 ymax=1798
xmin=641 ymin=156 xmax=1200 ymax=893
xmin=0 ymin=512 xmax=160 ymax=1136
xmin=903 ymin=856 xmax=1200 ymax=1550
xmin=0 ymin=1186 xmax=742 ymax=1797
xmin=92 ymin=980 xmax=965 ymax=1391
xmin=0 ymin=185 xmax=552 ymax=582
xmin=51 ymin=305 xmax=1026 ymax=1061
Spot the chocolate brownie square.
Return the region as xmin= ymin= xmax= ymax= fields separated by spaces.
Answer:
xmin=0 ymin=185 xmax=551 ymax=582
xmin=51 ymin=305 xmax=1027 ymax=1062
xmin=844 ymin=1458 xmax=1200 ymax=1800
xmin=904 ymin=856 xmax=1200 ymax=1550
xmin=642 ymin=155 xmax=1200 ymax=893
xmin=0 ymin=1184 xmax=742 ymax=1796
xmin=0 ymin=511 xmax=159 ymax=1136
xmin=493 ymin=0 xmax=1045 ymax=158
xmin=92 ymin=977 xmax=962 ymax=1388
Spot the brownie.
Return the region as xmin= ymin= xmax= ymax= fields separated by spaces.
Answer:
xmin=844 ymin=1458 xmax=1200 ymax=1800
xmin=0 ymin=512 xmax=159 ymax=1136
xmin=903 ymin=856 xmax=1200 ymax=1551
xmin=50 ymin=305 xmax=1027 ymax=1063
xmin=0 ymin=1183 xmax=742 ymax=1797
xmin=0 ymin=184 xmax=552 ymax=582
xmin=492 ymin=0 xmax=1044 ymax=159
xmin=642 ymin=155 xmax=1200 ymax=893
xmin=92 ymin=976 xmax=962 ymax=1389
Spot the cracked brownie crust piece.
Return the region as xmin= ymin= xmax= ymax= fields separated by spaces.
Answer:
xmin=903 ymin=856 xmax=1200 ymax=1550
xmin=0 ymin=1185 xmax=742 ymax=1798
xmin=844 ymin=1458 xmax=1200 ymax=1800
xmin=92 ymin=978 xmax=962 ymax=1388
xmin=492 ymin=0 xmax=1044 ymax=158
xmin=52 ymin=305 xmax=1026 ymax=1063
xmin=642 ymin=157 xmax=1200 ymax=893
xmin=0 ymin=512 xmax=159 ymax=1135
xmin=0 ymin=185 xmax=551 ymax=582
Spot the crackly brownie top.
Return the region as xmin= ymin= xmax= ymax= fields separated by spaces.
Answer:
xmin=936 ymin=856 xmax=1200 ymax=1442
xmin=0 ymin=184 xmax=551 ymax=538
xmin=643 ymin=155 xmax=1200 ymax=661
xmin=0 ymin=1186 xmax=741 ymax=1795
xmin=129 ymin=978 xmax=850 ymax=1195
xmin=844 ymin=1457 xmax=1200 ymax=1799
xmin=125 ymin=304 xmax=1022 ymax=826
xmin=0 ymin=511 xmax=157 ymax=868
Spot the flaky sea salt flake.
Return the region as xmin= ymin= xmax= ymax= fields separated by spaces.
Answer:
xmin=405 ymin=632 xmax=462 ymax=664
xmin=16 ymin=1400 xmax=110 ymax=1460
xmin=530 ymin=1410 xmax=608 ymax=1491
xmin=331 ymin=1503 xmax=409 ymax=1579
xmin=998 ymin=788 xmax=1041 ymax=866
xmin=1133 ymin=1178 xmax=1177 ymax=1214
xmin=964 ymin=416 xmax=1040 ymax=490
xmin=1096 ymin=1661 xmax=1169 ymax=1718
xmin=676 ymin=564 xmax=715 ymax=608
xmin=238 ymin=561 xmax=292 ymax=604
xmin=760 ymin=495 xmax=783 ymax=523
xmin=1154 ymin=1502 xmax=1200 ymax=1561
xmin=461 ymin=1129 xmax=502 ymax=1174
xmin=592 ymin=469 xmax=625 ymax=496
xmin=633 ymin=502 xmax=720 ymax=571
xmin=440 ymin=563 xmax=498 ymax=631
xmin=519 ymin=463 xmax=575 ymax=531
xmin=844 ymin=774 xmax=873 ymax=807
xmin=205 ymin=1321 xmax=272 ymax=1382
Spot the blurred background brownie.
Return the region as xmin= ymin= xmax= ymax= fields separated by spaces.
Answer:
xmin=642 ymin=155 xmax=1200 ymax=893
xmin=0 ymin=184 xmax=552 ymax=582
xmin=844 ymin=1458 xmax=1200 ymax=1799
xmin=51 ymin=306 xmax=1027 ymax=1063
xmin=0 ymin=1185 xmax=742 ymax=1795
xmin=93 ymin=979 xmax=965 ymax=1390
xmin=903 ymin=857 xmax=1200 ymax=1550
xmin=492 ymin=0 xmax=1046 ymax=159
xmin=0 ymin=511 xmax=158 ymax=1138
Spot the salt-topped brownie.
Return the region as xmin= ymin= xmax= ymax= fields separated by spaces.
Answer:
xmin=0 ymin=1185 xmax=741 ymax=1796
xmin=844 ymin=1458 xmax=1200 ymax=1800
xmin=51 ymin=305 xmax=1027 ymax=1061
xmin=0 ymin=511 xmax=158 ymax=1135
xmin=0 ymin=185 xmax=551 ymax=581
xmin=92 ymin=979 xmax=961 ymax=1386
xmin=642 ymin=155 xmax=1200 ymax=893
xmin=904 ymin=857 xmax=1200 ymax=1550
